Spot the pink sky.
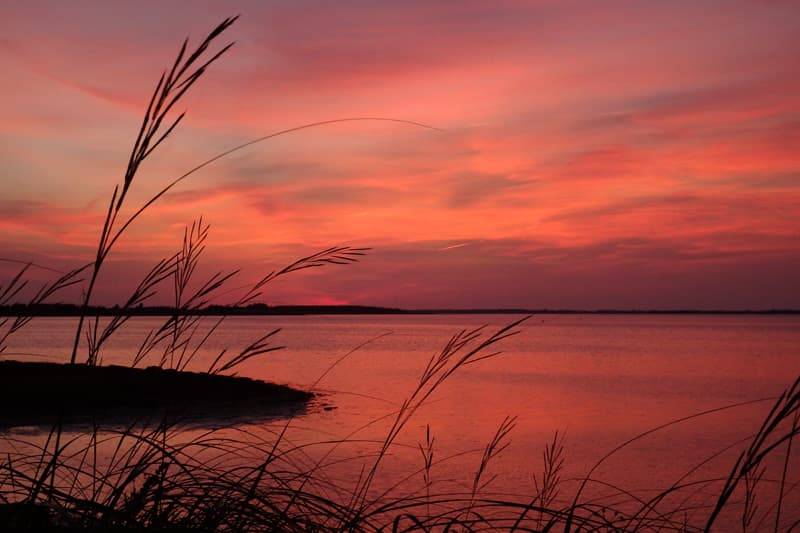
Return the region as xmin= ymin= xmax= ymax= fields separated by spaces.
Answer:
xmin=1 ymin=1 xmax=799 ymax=309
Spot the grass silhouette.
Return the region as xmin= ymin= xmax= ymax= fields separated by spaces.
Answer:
xmin=1 ymin=16 xmax=799 ymax=532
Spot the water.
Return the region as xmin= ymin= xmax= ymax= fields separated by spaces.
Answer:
xmin=2 ymin=313 xmax=799 ymax=527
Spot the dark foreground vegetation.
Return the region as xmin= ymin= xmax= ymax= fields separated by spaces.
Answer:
xmin=1 ymin=16 xmax=798 ymax=532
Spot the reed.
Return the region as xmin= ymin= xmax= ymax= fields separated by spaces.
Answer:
xmin=0 ymin=262 xmax=87 ymax=355
xmin=59 ymin=15 xmax=422 ymax=368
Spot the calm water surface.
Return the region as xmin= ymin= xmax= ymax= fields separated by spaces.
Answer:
xmin=3 ymin=314 xmax=799 ymax=521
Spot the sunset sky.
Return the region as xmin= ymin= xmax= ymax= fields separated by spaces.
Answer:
xmin=1 ymin=1 xmax=799 ymax=309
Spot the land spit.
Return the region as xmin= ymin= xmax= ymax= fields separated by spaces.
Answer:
xmin=0 ymin=360 xmax=313 ymax=429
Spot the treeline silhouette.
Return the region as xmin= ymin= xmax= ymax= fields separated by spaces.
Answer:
xmin=0 ymin=303 xmax=401 ymax=316
xmin=1 ymin=303 xmax=796 ymax=317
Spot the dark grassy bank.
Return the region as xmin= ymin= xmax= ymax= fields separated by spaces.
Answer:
xmin=0 ymin=360 xmax=312 ymax=429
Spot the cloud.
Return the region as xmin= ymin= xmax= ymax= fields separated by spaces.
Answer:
xmin=444 ymin=172 xmax=534 ymax=208
xmin=2 ymin=1 xmax=800 ymax=309
xmin=439 ymin=243 xmax=470 ymax=251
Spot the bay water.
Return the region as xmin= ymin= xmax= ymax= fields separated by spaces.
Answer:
xmin=3 ymin=313 xmax=799 ymax=526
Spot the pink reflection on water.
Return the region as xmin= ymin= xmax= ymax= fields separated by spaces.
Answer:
xmin=3 ymin=314 xmax=799 ymax=527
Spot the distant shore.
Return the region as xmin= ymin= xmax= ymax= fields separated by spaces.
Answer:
xmin=1 ymin=303 xmax=797 ymax=317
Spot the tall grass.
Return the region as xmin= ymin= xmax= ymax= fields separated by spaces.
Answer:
xmin=58 ymin=15 xmax=431 ymax=368
xmin=1 ymin=15 xmax=799 ymax=532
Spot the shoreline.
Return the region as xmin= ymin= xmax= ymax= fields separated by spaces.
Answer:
xmin=1 ymin=304 xmax=798 ymax=317
xmin=0 ymin=360 xmax=313 ymax=430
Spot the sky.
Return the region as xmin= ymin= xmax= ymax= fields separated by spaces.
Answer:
xmin=1 ymin=0 xmax=799 ymax=310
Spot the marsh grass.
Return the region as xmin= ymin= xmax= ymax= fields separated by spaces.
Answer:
xmin=0 ymin=263 xmax=87 ymax=356
xmin=1 ymin=15 xmax=799 ymax=532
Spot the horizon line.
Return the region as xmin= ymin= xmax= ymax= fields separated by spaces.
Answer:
xmin=1 ymin=303 xmax=798 ymax=316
